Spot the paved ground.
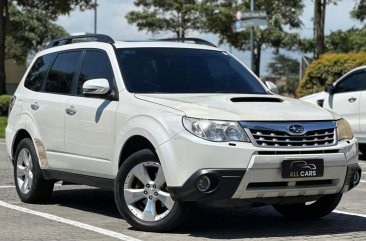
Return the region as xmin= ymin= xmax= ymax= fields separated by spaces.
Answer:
xmin=0 ymin=139 xmax=366 ymax=241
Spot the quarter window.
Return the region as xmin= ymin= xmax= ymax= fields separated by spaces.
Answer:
xmin=24 ymin=54 xmax=55 ymax=91
xmin=77 ymin=51 xmax=114 ymax=96
xmin=45 ymin=51 xmax=82 ymax=94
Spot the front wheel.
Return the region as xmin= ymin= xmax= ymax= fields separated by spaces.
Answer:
xmin=273 ymin=193 xmax=342 ymax=219
xmin=114 ymin=149 xmax=189 ymax=232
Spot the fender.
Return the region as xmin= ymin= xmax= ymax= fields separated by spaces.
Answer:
xmin=113 ymin=114 xmax=184 ymax=176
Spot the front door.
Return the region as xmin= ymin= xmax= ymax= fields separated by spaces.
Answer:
xmin=323 ymin=71 xmax=366 ymax=135
xmin=64 ymin=50 xmax=118 ymax=178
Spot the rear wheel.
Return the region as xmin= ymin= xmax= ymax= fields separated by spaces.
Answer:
xmin=273 ymin=193 xmax=342 ymax=219
xmin=14 ymin=138 xmax=54 ymax=203
xmin=114 ymin=149 xmax=189 ymax=232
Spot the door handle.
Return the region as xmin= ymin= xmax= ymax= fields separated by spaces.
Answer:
xmin=30 ymin=102 xmax=39 ymax=110
xmin=66 ymin=106 xmax=77 ymax=116
xmin=348 ymin=97 xmax=357 ymax=103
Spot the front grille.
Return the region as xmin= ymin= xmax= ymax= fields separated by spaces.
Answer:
xmin=241 ymin=121 xmax=337 ymax=148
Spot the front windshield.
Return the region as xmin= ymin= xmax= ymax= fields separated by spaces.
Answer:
xmin=116 ymin=48 xmax=267 ymax=94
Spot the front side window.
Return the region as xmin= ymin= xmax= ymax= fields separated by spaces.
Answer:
xmin=116 ymin=48 xmax=266 ymax=94
xmin=336 ymin=72 xmax=366 ymax=93
xmin=45 ymin=51 xmax=82 ymax=94
xmin=77 ymin=50 xmax=114 ymax=96
xmin=24 ymin=54 xmax=55 ymax=91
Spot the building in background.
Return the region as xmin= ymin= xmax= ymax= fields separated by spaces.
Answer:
xmin=5 ymin=59 xmax=26 ymax=94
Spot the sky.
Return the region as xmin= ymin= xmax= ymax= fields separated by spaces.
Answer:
xmin=56 ymin=0 xmax=364 ymax=76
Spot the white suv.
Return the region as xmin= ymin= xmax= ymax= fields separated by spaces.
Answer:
xmin=301 ymin=66 xmax=366 ymax=155
xmin=6 ymin=34 xmax=361 ymax=232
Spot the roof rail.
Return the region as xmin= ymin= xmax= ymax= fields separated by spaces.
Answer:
xmin=157 ymin=38 xmax=216 ymax=47
xmin=44 ymin=34 xmax=114 ymax=49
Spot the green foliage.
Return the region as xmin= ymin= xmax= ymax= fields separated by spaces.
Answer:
xmin=0 ymin=116 xmax=7 ymax=138
xmin=126 ymin=0 xmax=201 ymax=38
xmin=351 ymin=0 xmax=366 ymax=21
xmin=6 ymin=4 xmax=68 ymax=63
xmin=267 ymin=54 xmax=299 ymax=96
xmin=200 ymin=0 xmax=304 ymax=75
xmin=296 ymin=52 xmax=366 ymax=97
xmin=0 ymin=95 xmax=11 ymax=116
xmin=15 ymin=0 xmax=95 ymax=20
xmin=299 ymin=27 xmax=366 ymax=54
xmin=326 ymin=27 xmax=366 ymax=53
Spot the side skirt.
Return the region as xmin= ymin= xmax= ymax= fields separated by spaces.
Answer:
xmin=42 ymin=170 xmax=115 ymax=190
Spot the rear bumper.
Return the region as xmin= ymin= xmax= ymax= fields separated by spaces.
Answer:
xmin=5 ymin=126 xmax=14 ymax=163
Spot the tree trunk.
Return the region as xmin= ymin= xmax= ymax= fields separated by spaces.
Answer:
xmin=253 ymin=43 xmax=261 ymax=77
xmin=0 ymin=0 xmax=8 ymax=94
xmin=314 ymin=0 xmax=326 ymax=59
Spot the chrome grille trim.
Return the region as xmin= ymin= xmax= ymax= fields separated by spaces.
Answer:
xmin=240 ymin=121 xmax=337 ymax=148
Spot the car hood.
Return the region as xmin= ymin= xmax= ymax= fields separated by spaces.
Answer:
xmin=135 ymin=94 xmax=337 ymax=121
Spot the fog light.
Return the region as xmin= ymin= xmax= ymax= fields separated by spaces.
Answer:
xmin=353 ymin=171 xmax=361 ymax=186
xmin=196 ymin=175 xmax=211 ymax=192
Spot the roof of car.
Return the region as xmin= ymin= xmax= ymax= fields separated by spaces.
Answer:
xmin=37 ymin=35 xmax=220 ymax=56
xmin=113 ymin=40 xmax=219 ymax=50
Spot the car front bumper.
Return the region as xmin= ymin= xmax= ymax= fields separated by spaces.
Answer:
xmin=157 ymin=131 xmax=360 ymax=202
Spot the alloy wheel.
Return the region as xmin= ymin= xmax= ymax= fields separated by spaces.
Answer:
xmin=16 ymin=148 xmax=33 ymax=194
xmin=124 ymin=162 xmax=175 ymax=222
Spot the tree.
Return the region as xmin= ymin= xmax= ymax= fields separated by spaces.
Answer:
xmin=297 ymin=26 xmax=366 ymax=54
xmin=267 ymin=54 xmax=299 ymax=96
xmin=326 ymin=27 xmax=366 ymax=52
xmin=313 ymin=0 xmax=326 ymax=58
xmin=6 ymin=4 xmax=68 ymax=64
xmin=201 ymin=0 xmax=303 ymax=76
xmin=351 ymin=0 xmax=366 ymax=21
xmin=126 ymin=0 xmax=201 ymax=38
xmin=0 ymin=0 xmax=95 ymax=95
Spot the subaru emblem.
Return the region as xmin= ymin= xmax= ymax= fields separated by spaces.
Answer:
xmin=287 ymin=124 xmax=306 ymax=135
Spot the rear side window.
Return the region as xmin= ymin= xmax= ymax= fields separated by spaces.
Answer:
xmin=77 ymin=50 xmax=114 ymax=95
xmin=24 ymin=54 xmax=55 ymax=91
xmin=45 ymin=51 xmax=82 ymax=94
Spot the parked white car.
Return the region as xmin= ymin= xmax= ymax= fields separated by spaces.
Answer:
xmin=301 ymin=66 xmax=366 ymax=155
xmin=5 ymin=35 xmax=361 ymax=232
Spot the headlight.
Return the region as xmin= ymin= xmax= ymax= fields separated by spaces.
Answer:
xmin=182 ymin=116 xmax=250 ymax=142
xmin=337 ymin=118 xmax=353 ymax=141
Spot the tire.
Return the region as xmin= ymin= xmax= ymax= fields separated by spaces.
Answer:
xmin=359 ymin=144 xmax=366 ymax=156
xmin=273 ymin=193 xmax=342 ymax=219
xmin=114 ymin=149 xmax=189 ymax=232
xmin=14 ymin=138 xmax=54 ymax=203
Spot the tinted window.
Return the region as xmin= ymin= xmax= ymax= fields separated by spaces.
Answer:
xmin=78 ymin=51 xmax=114 ymax=95
xmin=336 ymin=72 xmax=366 ymax=93
xmin=24 ymin=54 xmax=55 ymax=91
xmin=45 ymin=51 xmax=82 ymax=94
xmin=116 ymin=48 xmax=266 ymax=94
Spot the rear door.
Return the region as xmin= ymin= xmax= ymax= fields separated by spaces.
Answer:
xmin=32 ymin=51 xmax=83 ymax=168
xmin=323 ymin=71 xmax=365 ymax=135
xmin=64 ymin=49 xmax=119 ymax=177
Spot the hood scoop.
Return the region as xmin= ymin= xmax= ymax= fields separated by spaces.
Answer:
xmin=230 ymin=97 xmax=284 ymax=103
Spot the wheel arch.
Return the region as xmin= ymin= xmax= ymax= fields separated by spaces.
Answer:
xmin=12 ymin=129 xmax=32 ymax=160
xmin=118 ymin=135 xmax=156 ymax=168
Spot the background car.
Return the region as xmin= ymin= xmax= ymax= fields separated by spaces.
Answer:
xmin=301 ymin=66 xmax=366 ymax=155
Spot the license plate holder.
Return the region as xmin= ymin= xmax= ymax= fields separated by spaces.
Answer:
xmin=281 ymin=159 xmax=324 ymax=178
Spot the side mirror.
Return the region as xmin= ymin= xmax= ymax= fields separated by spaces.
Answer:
xmin=82 ymin=78 xmax=110 ymax=95
xmin=265 ymin=81 xmax=279 ymax=94
xmin=324 ymin=83 xmax=335 ymax=95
